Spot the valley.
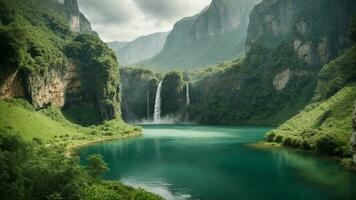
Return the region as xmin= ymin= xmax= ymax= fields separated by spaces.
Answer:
xmin=0 ymin=0 xmax=356 ymax=199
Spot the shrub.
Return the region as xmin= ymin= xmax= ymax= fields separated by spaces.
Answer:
xmin=265 ymin=132 xmax=275 ymax=142
xmin=315 ymin=135 xmax=338 ymax=155
xmin=274 ymin=135 xmax=284 ymax=143
xmin=87 ymin=154 xmax=109 ymax=182
xmin=282 ymin=136 xmax=293 ymax=146
xmin=300 ymin=140 xmax=313 ymax=150
xmin=290 ymin=137 xmax=302 ymax=148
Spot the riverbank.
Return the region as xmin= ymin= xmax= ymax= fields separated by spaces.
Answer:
xmin=65 ymin=130 xmax=143 ymax=156
xmin=248 ymin=140 xmax=356 ymax=171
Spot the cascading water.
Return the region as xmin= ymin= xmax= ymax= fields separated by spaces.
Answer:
xmin=186 ymin=82 xmax=190 ymax=106
xmin=153 ymin=81 xmax=163 ymax=123
xmin=185 ymin=82 xmax=190 ymax=122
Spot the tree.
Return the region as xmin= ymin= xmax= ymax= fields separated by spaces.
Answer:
xmin=352 ymin=17 xmax=356 ymax=43
xmin=86 ymin=154 xmax=109 ymax=182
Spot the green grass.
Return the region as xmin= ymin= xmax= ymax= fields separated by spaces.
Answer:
xmin=0 ymin=99 xmax=140 ymax=145
xmin=0 ymin=99 xmax=81 ymax=141
xmin=267 ymin=84 xmax=356 ymax=156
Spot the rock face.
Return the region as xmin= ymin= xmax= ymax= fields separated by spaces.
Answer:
xmin=26 ymin=64 xmax=80 ymax=109
xmin=142 ymin=0 xmax=261 ymax=70
xmin=63 ymin=0 xmax=93 ymax=34
xmin=108 ymin=32 xmax=169 ymax=66
xmin=188 ymin=0 xmax=356 ymax=125
xmin=0 ymin=63 xmax=80 ymax=109
xmin=120 ymin=68 xmax=159 ymax=122
xmin=352 ymin=103 xmax=356 ymax=163
xmin=0 ymin=70 xmax=24 ymax=99
xmin=273 ymin=68 xmax=290 ymax=91
xmin=0 ymin=0 xmax=120 ymax=123
xmin=246 ymin=0 xmax=355 ymax=67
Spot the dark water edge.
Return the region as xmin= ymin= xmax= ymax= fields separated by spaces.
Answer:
xmin=77 ymin=125 xmax=356 ymax=200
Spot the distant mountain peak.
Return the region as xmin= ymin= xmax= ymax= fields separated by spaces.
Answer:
xmin=108 ymin=32 xmax=170 ymax=66
xmin=141 ymin=0 xmax=262 ymax=70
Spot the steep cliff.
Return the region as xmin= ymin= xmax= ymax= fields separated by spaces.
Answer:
xmin=264 ymin=15 xmax=356 ymax=159
xmin=189 ymin=0 xmax=356 ymax=125
xmin=266 ymin=45 xmax=356 ymax=157
xmin=62 ymin=0 xmax=94 ymax=34
xmin=120 ymin=68 xmax=190 ymax=122
xmin=108 ymin=32 xmax=169 ymax=66
xmin=119 ymin=68 xmax=160 ymax=122
xmin=246 ymin=0 xmax=354 ymax=67
xmin=0 ymin=0 xmax=121 ymax=124
xmin=142 ymin=0 xmax=261 ymax=70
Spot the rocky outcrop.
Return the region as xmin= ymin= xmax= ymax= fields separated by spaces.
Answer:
xmin=120 ymin=68 xmax=159 ymax=122
xmin=273 ymin=68 xmax=290 ymax=91
xmin=352 ymin=103 xmax=356 ymax=164
xmin=246 ymin=0 xmax=355 ymax=67
xmin=0 ymin=70 xmax=24 ymax=99
xmin=0 ymin=63 xmax=81 ymax=109
xmin=142 ymin=0 xmax=261 ymax=70
xmin=25 ymin=63 xmax=80 ymax=109
xmin=0 ymin=0 xmax=120 ymax=124
xmin=62 ymin=0 xmax=93 ymax=34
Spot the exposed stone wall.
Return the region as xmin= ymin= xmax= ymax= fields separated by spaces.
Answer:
xmin=25 ymin=63 xmax=80 ymax=109
xmin=0 ymin=63 xmax=81 ymax=110
xmin=0 ymin=70 xmax=24 ymax=99
xmin=273 ymin=68 xmax=290 ymax=91
xmin=246 ymin=0 xmax=355 ymax=67
xmin=63 ymin=0 xmax=93 ymax=34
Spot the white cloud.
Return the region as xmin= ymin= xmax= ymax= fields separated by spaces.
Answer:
xmin=78 ymin=0 xmax=211 ymax=42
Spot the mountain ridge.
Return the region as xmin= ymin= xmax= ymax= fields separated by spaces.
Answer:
xmin=108 ymin=32 xmax=169 ymax=66
xmin=140 ymin=0 xmax=261 ymax=70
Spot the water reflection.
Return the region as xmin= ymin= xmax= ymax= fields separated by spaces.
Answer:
xmin=78 ymin=125 xmax=356 ymax=200
xmin=272 ymin=150 xmax=356 ymax=199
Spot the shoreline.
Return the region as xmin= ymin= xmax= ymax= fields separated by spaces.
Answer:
xmin=65 ymin=131 xmax=143 ymax=156
xmin=248 ymin=141 xmax=356 ymax=171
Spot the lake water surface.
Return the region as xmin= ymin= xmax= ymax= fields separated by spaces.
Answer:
xmin=78 ymin=125 xmax=356 ymax=200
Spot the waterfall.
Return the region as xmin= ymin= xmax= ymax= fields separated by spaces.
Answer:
xmin=185 ymin=82 xmax=190 ymax=122
xmin=186 ymin=82 xmax=190 ymax=106
xmin=153 ymin=81 xmax=163 ymax=123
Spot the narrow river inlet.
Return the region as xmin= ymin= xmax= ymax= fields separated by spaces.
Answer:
xmin=78 ymin=125 xmax=356 ymax=200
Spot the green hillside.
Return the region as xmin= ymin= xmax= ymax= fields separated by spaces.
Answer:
xmin=266 ymin=46 xmax=356 ymax=160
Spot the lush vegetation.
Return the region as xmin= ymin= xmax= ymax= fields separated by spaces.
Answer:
xmin=161 ymin=72 xmax=186 ymax=116
xmin=266 ymin=44 xmax=356 ymax=160
xmin=0 ymin=99 xmax=139 ymax=146
xmin=0 ymin=1 xmax=162 ymax=198
xmin=0 ymin=129 xmax=162 ymax=200
xmin=119 ymin=67 xmax=161 ymax=122
xmin=65 ymin=34 xmax=122 ymax=123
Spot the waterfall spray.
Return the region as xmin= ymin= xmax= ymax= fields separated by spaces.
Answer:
xmin=153 ymin=81 xmax=163 ymax=123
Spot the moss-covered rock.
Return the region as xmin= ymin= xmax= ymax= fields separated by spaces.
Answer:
xmin=161 ymin=72 xmax=185 ymax=116
xmin=119 ymin=67 xmax=160 ymax=122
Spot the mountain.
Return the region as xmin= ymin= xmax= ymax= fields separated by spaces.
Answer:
xmin=108 ymin=32 xmax=169 ymax=66
xmin=0 ymin=0 xmax=164 ymax=199
xmin=107 ymin=41 xmax=129 ymax=51
xmin=0 ymin=0 xmax=121 ymax=124
xmin=141 ymin=0 xmax=261 ymax=70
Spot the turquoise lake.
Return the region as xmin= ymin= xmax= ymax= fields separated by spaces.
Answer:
xmin=77 ymin=125 xmax=356 ymax=200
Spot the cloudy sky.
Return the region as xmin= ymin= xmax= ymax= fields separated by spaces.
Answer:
xmin=77 ymin=0 xmax=212 ymax=42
